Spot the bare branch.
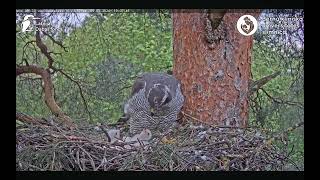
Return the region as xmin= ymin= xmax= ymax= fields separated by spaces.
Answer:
xmin=16 ymin=112 xmax=42 ymax=125
xmin=42 ymin=31 xmax=68 ymax=52
xmin=249 ymin=71 xmax=281 ymax=95
xmin=34 ymin=12 xmax=55 ymax=68
xmin=21 ymin=40 xmax=36 ymax=64
xmin=35 ymin=31 xmax=54 ymax=68
xmin=261 ymin=88 xmax=304 ymax=109
xmin=53 ymin=67 xmax=92 ymax=121
xmin=266 ymin=121 xmax=304 ymax=143
xmin=16 ymin=65 xmax=76 ymax=129
xmin=16 ymin=64 xmax=45 ymax=77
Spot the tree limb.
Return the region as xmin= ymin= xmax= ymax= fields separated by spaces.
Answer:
xmin=35 ymin=30 xmax=54 ymax=68
xmin=16 ymin=65 xmax=76 ymax=129
xmin=16 ymin=112 xmax=42 ymax=125
xmin=249 ymin=71 xmax=281 ymax=95
xmin=34 ymin=12 xmax=54 ymax=68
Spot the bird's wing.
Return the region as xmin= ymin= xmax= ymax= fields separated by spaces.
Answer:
xmin=131 ymin=75 xmax=146 ymax=97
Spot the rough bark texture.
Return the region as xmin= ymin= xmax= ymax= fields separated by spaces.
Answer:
xmin=173 ymin=10 xmax=258 ymax=127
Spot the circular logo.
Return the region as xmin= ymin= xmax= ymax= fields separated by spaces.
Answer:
xmin=237 ymin=15 xmax=258 ymax=36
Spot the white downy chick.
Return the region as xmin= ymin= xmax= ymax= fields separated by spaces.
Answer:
xmin=107 ymin=129 xmax=120 ymax=144
xmin=124 ymin=129 xmax=152 ymax=149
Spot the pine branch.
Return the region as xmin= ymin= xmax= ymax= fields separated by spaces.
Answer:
xmin=249 ymin=71 xmax=281 ymax=95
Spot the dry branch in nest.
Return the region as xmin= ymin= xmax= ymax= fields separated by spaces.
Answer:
xmin=16 ymin=117 xmax=302 ymax=171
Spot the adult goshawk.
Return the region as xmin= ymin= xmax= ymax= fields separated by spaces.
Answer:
xmin=121 ymin=72 xmax=184 ymax=135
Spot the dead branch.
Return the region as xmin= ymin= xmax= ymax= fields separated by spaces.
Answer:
xmin=16 ymin=112 xmax=43 ymax=125
xmin=249 ymin=71 xmax=281 ymax=96
xmin=16 ymin=65 xmax=76 ymax=129
xmin=15 ymin=11 xmax=78 ymax=129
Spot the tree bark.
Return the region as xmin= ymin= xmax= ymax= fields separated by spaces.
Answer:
xmin=173 ymin=10 xmax=259 ymax=127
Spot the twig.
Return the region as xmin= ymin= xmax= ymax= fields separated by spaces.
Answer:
xmin=261 ymin=88 xmax=304 ymax=109
xmin=21 ymin=40 xmax=36 ymax=64
xmin=27 ymin=164 xmax=45 ymax=171
xmin=51 ymin=151 xmax=56 ymax=170
xmin=77 ymin=145 xmax=96 ymax=170
xmin=53 ymin=68 xmax=92 ymax=121
xmin=42 ymin=31 xmax=68 ymax=52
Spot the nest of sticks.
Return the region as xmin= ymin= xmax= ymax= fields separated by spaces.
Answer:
xmin=16 ymin=116 xmax=302 ymax=171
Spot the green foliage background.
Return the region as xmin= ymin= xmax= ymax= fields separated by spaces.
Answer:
xmin=16 ymin=10 xmax=304 ymax=170
xmin=17 ymin=11 xmax=173 ymax=123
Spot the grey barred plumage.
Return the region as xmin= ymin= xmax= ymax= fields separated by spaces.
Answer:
xmin=123 ymin=72 xmax=184 ymax=135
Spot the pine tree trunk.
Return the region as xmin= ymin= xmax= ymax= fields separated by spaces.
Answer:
xmin=173 ymin=10 xmax=258 ymax=127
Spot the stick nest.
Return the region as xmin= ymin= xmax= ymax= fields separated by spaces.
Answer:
xmin=16 ymin=118 xmax=294 ymax=171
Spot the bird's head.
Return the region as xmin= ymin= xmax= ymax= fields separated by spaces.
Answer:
xmin=147 ymin=83 xmax=172 ymax=114
xmin=139 ymin=128 xmax=152 ymax=140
